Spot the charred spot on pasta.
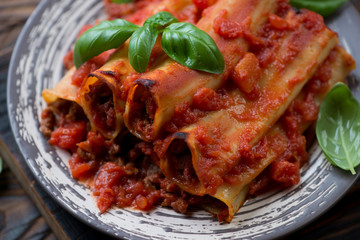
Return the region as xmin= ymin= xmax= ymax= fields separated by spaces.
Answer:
xmin=134 ymin=78 xmax=156 ymax=88
xmin=99 ymin=70 xmax=116 ymax=77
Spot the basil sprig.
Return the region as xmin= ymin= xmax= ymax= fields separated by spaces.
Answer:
xmin=290 ymin=0 xmax=347 ymax=17
xmin=128 ymin=12 xmax=178 ymax=72
xmin=73 ymin=12 xmax=225 ymax=74
xmin=316 ymin=83 xmax=360 ymax=174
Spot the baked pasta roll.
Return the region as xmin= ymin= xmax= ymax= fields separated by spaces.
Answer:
xmin=161 ymin=9 xmax=339 ymax=197
xmin=124 ymin=0 xmax=281 ymax=141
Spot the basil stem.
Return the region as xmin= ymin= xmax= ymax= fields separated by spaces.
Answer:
xmin=145 ymin=11 xmax=178 ymax=30
xmin=161 ymin=22 xmax=225 ymax=74
xmin=112 ymin=0 xmax=132 ymax=3
xmin=290 ymin=0 xmax=347 ymax=17
xmin=73 ymin=12 xmax=225 ymax=74
xmin=129 ymin=24 xmax=158 ymax=73
xmin=316 ymin=82 xmax=360 ymax=174
xmin=73 ymin=19 xmax=139 ymax=68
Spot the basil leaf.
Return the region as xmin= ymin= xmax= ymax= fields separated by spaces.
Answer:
xmin=74 ymin=19 xmax=139 ymax=68
xmin=129 ymin=24 xmax=158 ymax=73
xmin=316 ymin=82 xmax=360 ymax=174
xmin=112 ymin=0 xmax=132 ymax=3
xmin=161 ymin=22 xmax=225 ymax=74
xmin=290 ymin=0 xmax=347 ymax=17
xmin=145 ymin=12 xmax=178 ymax=30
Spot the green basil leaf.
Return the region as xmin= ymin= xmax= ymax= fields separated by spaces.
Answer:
xmin=129 ymin=24 xmax=158 ymax=73
xmin=74 ymin=19 xmax=139 ymax=68
xmin=112 ymin=0 xmax=132 ymax=3
xmin=290 ymin=0 xmax=347 ymax=17
xmin=161 ymin=22 xmax=225 ymax=74
xmin=145 ymin=12 xmax=178 ymax=30
xmin=316 ymin=82 xmax=360 ymax=174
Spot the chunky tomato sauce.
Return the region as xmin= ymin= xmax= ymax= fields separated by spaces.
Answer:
xmin=41 ymin=0 xmax=211 ymax=216
xmin=42 ymin=101 xmax=207 ymax=214
xmin=159 ymin=7 xmax=336 ymax=197
xmin=248 ymin=46 xmax=338 ymax=195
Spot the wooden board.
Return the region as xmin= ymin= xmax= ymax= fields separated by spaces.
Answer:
xmin=1 ymin=0 xmax=360 ymax=239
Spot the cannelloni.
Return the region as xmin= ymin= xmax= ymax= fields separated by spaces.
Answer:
xmin=40 ymin=0 xmax=356 ymax=223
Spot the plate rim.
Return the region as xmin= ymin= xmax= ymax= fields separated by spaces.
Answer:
xmin=6 ymin=0 xmax=136 ymax=239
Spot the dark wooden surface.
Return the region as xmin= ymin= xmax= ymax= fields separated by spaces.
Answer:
xmin=0 ymin=1 xmax=55 ymax=239
xmin=1 ymin=1 xmax=360 ymax=240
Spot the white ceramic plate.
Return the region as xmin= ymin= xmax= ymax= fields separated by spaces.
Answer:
xmin=7 ymin=1 xmax=360 ymax=239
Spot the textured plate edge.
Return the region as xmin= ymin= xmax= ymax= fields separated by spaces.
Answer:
xmin=5 ymin=0 xmax=138 ymax=239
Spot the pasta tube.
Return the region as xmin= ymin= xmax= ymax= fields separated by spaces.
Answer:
xmin=161 ymin=10 xmax=339 ymax=197
xmin=124 ymin=0 xmax=281 ymax=141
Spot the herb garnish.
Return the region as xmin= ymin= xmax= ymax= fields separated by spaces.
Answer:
xmin=73 ymin=19 xmax=139 ymax=68
xmin=290 ymin=0 xmax=347 ymax=17
xmin=316 ymin=82 xmax=360 ymax=174
xmin=128 ymin=23 xmax=158 ymax=73
xmin=161 ymin=23 xmax=225 ymax=74
xmin=74 ymin=12 xmax=225 ymax=74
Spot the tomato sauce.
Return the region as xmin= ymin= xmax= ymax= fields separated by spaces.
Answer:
xmin=192 ymin=0 xmax=217 ymax=11
xmin=162 ymin=9 xmax=334 ymax=197
xmin=213 ymin=10 xmax=243 ymax=39
xmin=230 ymin=52 xmax=261 ymax=95
xmin=248 ymin=46 xmax=337 ymax=195
xmin=49 ymin=121 xmax=87 ymax=151
xmin=193 ymin=125 xmax=235 ymax=195
xmin=42 ymin=99 xmax=204 ymax=214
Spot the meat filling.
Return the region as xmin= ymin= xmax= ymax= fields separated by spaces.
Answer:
xmin=166 ymin=139 xmax=201 ymax=190
xmin=86 ymin=81 xmax=116 ymax=134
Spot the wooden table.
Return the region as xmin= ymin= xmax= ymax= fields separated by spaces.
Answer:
xmin=1 ymin=0 xmax=360 ymax=239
